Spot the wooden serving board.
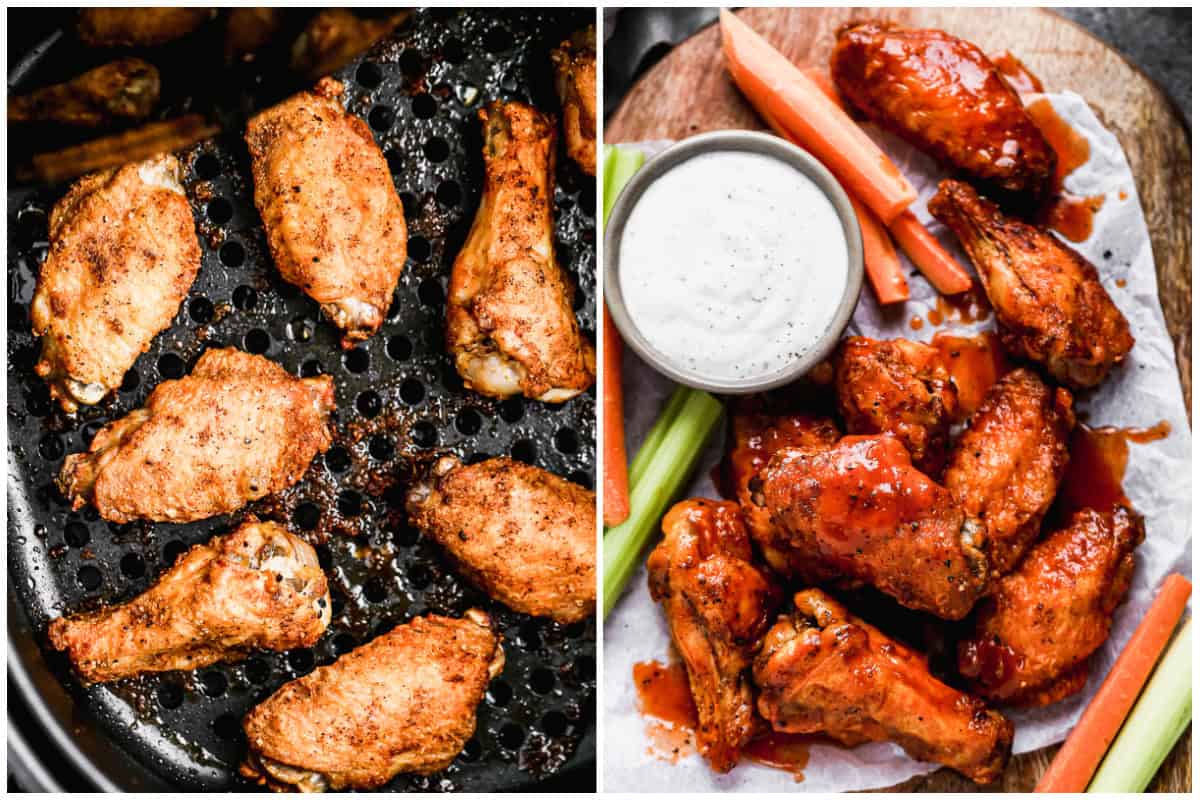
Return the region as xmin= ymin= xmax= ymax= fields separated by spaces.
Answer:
xmin=607 ymin=7 xmax=1191 ymax=793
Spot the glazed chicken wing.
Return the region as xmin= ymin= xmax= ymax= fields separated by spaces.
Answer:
xmin=929 ymin=179 xmax=1134 ymax=388
xmin=646 ymin=499 xmax=780 ymax=772
xmin=405 ymin=456 xmax=595 ymax=623
xmin=447 ymin=101 xmax=595 ymax=402
xmin=247 ymin=77 xmax=407 ymax=348
xmin=30 ymin=154 xmax=201 ymax=412
xmin=48 ymin=519 xmax=329 ymax=684
xmin=944 ymin=369 xmax=1074 ymax=577
xmin=831 ymin=21 xmax=1054 ymax=197
xmin=241 ymin=610 xmax=503 ymax=791
xmin=78 ymin=7 xmax=213 ymax=47
xmin=58 ymin=348 xmax=334 ymax=523
xmin=959 ymin=506 xmax=1142 ymax=707
xmin=551 ymin=25 xmax=597 ymax=175
xmin=8 ymin=57 xmax=159 ymax=127
xmin=754 ymin=589 xmax=1013 ymax=784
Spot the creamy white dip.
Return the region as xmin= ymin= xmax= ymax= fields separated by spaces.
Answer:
xmin=618 ymin=150 xmax=850 ymax=383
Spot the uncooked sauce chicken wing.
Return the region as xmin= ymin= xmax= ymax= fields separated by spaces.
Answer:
xmin=31 ymin=154 xmax=201 ymax=412
xmin=405 ymin=456 xmax=596 ymax=623
xmin=447 ymin=101 xmax=596 ymax=402
xmin=754 ymin=589 xmax=1013 ymax=784
xmin=58 ymin=348 xmax=335 ymax=523
xmin=646 ymin=499 xmax=780 ymax=772
xmin=48 ymin=519 xmax=330 ymax=684
xmin=929 ymin=179 xmax=1134 ymax=388
xmin=246 ymin=77 xmax=407 ymax=347
xmin=550 ymin=25 xmax=597 ymax=175
xmin=831 ymin=21 xmax=1054 ymax=197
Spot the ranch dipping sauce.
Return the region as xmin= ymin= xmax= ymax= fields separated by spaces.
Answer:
xmin=618 ymin=150 xmax=850 ymax=384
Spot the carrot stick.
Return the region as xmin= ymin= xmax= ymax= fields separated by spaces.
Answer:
xmin=601 ymin=304 xmax=630 ymax=527
xmin=720 ymin=10 xmax=917 ymax=223
xmin=1034 ymin=573 xmax=1192 ymax=793
xmin=888 ymin=210 xmax=974 ymax=295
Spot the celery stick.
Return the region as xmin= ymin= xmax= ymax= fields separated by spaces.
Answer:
xmin=602 ymin=145 xmax=645 ymax=225
xmin=1088 ymin=618 xmax=1192 ymax=792
xmin=627 ymin=385 xmax=690 ymax=492
xmin=602 ymin=389 xmax=723 ymax=619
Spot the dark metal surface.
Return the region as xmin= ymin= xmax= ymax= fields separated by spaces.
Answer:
xmin=7 ymin=8 xmax=596 ymax=793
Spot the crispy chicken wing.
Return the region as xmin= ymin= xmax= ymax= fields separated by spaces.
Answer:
xmin=246 ymin=77 xmax=407 ymax=348
xmin=225 ymin=8 xmax=283 ymax=64
xmin=8 ymin=57 xmax=159 ymax=127
xmin=289 ymin=10 xmax=410 ymax=80
xmin=831 ymin=21 xmax=1054 ymax=197
xmin=944 ymin=369 xmax=1074 ymax=577
xmin=646 ymin=499 xmax=780 ymax=772
xmin=241 ymin=610 xmax=503 ymax=791
xmin=406 ymin=456 xmax=595 ymax=623
xmin=30 ymin=155 xmax=201 ymax=412
xmin=758 ymin=436 xmax=988 ymax=619
xmin=960 ymin=506 xmax=1142 ymax=706
xmin=550 ymin=25 xmax=597 ymax=175
xmin=58 ymin=348 xmax=334 ymax=523
xmin=929 ymin=179 xmax=1134 ymax=388
xmin=78 ymin=7 xmax=213 ymax=47
xmin=447 ymin=101 xmax=595 ymax=402
xmin=48 ymin=519 xmax=329 ymax=684
xmin=754 ymin=589 xmax=1013 ymax=784
xmin=834 ymin=337 xmax=958 ymax=476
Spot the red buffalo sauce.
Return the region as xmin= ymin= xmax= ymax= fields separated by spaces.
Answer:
xmin=932 ymin=331 xmax=1010 ymax=419
xmin=743 ymin=731 xmax=813 ymax=781
xmin=992 ymin=50 xmax=1045 ymax=95
xmin=926 ymin=284 xmax=992 ymax=329
xmin=1052 ymin=421 xmax=1172 ymax=522
xmin=1026 ymin=96 xmax=1106 ymax=242
xmin=1041 ymin=192 xmax=1106 ymax=243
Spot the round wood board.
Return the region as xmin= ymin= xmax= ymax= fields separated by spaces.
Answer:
xmin=607 ymin=7 xmax=1191 ymax=793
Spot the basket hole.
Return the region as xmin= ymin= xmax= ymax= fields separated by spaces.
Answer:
xmin=300 ymin=359 xmax=324 ymax=378
xmin=399 ymin=191 xmax=418 ymax=217
xmin=157 ymin=352 xmax=185 ymax=379
xmin=243 ymin=328 xmax=271 ymax=354
xmin=393 ymin=525 xmax=420 ymax=547
xmin=399 ymin=378 xmax=425 ymax=406
xmin=511 ymin=439 xmax=537 ymax=464
xmin=412 ymin=93 xmax=437 ymax=119
xmin=368 ymin=105 xmax=394 ymax=131
xmin=569 ymin=470 xmax=593 ymax=490
xmin=315 ymin=544 xmax=333 ymax=571
xmin=436 ymin=179 xmax=461 ymax=206
xmin=369 ymin=434 xmax=394 ymax=460
xmin=408 ymin=235 xmax=431 ymax=263
xmin=342 ymin=347 xmax=370 ymax=374
xmin=293 ymin=502 xmax=321 ymax=530
xmin=519 ymin=620 xmax=542 ymax=649
xmin=487 ymin=679 xmax=512 ymax=707
xmin=332 ymin=632 xmax=357 ymax=655
xmin=193 ymin=153 xmax=220 ymax=180
xmin=574 ymin=654 xmax=595 ymax=681
xmin=355 ymin=390 xmax=382 ymax=418
xmin=64 ymin=522 xmax=90 ymax=548
xmin=119 ymin=552 xmax=145 ymax=579
xmin=423 ymin=136 xmax=450 ymax=163
xmin=325 ymin=446 xmax=351 ymax=472
xmin=337 ymin=489 xmax=362 ymax=517
xmin=455 ymin=409 xmax=482 ymax=436
xmin=554 ymin=428 xmax=580 ymax=454
xmin=411 ymin=421 xmax=437 ymax=448
xmin=232 ymin=285 xmax=257 ymax=311
xmin=287 ymin=648 xmax=315 ymax=674
xmin=120 ymin=369 xmax=140 ymax=392
xmin=564 ymin=621 xmax=586 ymax=639
xmin=442 ymin=365 xmax=464 ymax=392
xmin=542 ymin=711 xmax=569 ymax=737
xmin=484 ymin=26 xmax=513 ymax=53
xmin=206 ymin=197 xmax=233 ymax=225
xmin=499 ymin=397 xmax=524 ymax=423
xmin=498 ymin=723 xmax=525 ymax=750
xmin=163 ymin=540 xmax=187 ymax=565
xmin=201 ymin=670 xmax=227 ymax=697
xmin=458 ymin=737 xmax=481 ymax=762
xmin=407 ymin=562 xmax=431 ymax=588
xmin=213 ymin=713 xmax=241 ymax=741
xmin=385 ymin=148 xmax=404 ymax=174
xmin=355 ymin=61 xmax=383 ymax=88
xmin=386 ymin=334 xmax=412 ymax=361
xmin=157 ymin=682 xmax=184 ymax=709
xmin=188 ymin=297 xmax=214 ymax=324
xmin=38 ymin=434 xmax=63 ymax=461
xmin=529 ymin=668 xmax=555 ymax=695
xmin=399 ymin=48 xmax=423 ymax=78
xmin=363 ymin=577 xmax=387 ymax=603
xmin=245 ymin=658 xmax=270 ymax=684
xmin=76 ymin=565 xmax=102 ymax=591
xmin=219 ymin=240 xmax=245 ymax=267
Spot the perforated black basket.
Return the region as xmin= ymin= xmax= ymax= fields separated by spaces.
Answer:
xmin=7 ymin=8 xmax=596 ymax=792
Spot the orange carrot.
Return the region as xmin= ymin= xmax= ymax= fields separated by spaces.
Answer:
xmin=720 ymin=10 xmax=916 ymax=223
xmin=801 ymin=66 xmax=839 ymax=103
xmin=888 ymin=210 xmax=974 ymax=295
xmin=601 ymin=304 xmax=630 ymax=527
xmin=1034 ymin=573 xmax=1192 ymax=793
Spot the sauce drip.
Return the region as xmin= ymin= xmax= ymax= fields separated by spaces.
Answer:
xmin=926 ymin=284 xmax=992 ymax=328
xmin=1052 ymin=421 xmax=1171 ymax=521
xmin=991 ymin=50 xmax=1044 ymax=95
xmin=932 ymin=332 xmax=1009 ymax=420
xmin=1026 ymin=97 xmax=1105 ymax=242
xmin=743 ymin=731 xmax=813 ymax=781
xmin=1116 ymin=278 xmax=1127 ymax=288
xmin=909 ymin=316 xmax=924 ymax=331
xmin=1040 ymin=192 xmax=1106 ymax=243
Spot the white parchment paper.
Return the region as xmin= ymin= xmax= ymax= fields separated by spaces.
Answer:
xmin=603 ymin=92 xmax=1192 ymax=792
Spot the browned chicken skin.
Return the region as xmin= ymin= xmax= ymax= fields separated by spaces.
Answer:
xmin=240 ymin=610 xmax=503 ymax=791
xmin=550 ymin=25 xmax=597 ymax=175
xmin=447 ymin=101 xmax=596 ymax=402
xmin=831 ymin=21 xmax=1055 ymax=197
xmin=289 ymin=10 xmax=410 ymax=80
xmin=58 ymin=348 xmax=335 ymax=523
xmin=929 ymin=179 xmax=1134 ymax=388
xmin=959 ymin=506 xmax=1143 ymax=707
xmin=405 ymin=456 xmax=596 ymax=623
xmin=755 ymin=589 xmax=1013 ymax=784
xmin=48 ymin=519 xmax=330 ymax=684
xmin=225 ymin=8 xmax=284 ymax=65
xmin=78 ymin=8 xmax=213 ymax=47
xmin=8 ymin=57 xmax=160 ymax=127
xmin=944 ymin=369 xmax=1074 ymax=577
xmin=646 ymin=499 xmax=780 ymax=773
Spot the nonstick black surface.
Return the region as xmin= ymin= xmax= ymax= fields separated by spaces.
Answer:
xmin=7 ymin=8 xmax=596 ymax=792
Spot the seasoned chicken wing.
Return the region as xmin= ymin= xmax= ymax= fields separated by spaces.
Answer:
xmin=944 ymin=369 xmax=1074 ymax=577
xmin=8 ymin=57 xmax=159 ymax=127
xmin=646 ymin=499 xmax=780 ymax=772
xmin=551 ymin=25 xmax=597 ymax=175
xmin=831 ymin=21 xmax=1054 ymax=197
xmin=290 ymin=10 xmax=410 ymax=80
xmin=834 ymin=337 xmax=958 ymax=476
xmin=58 ymin=348 xmax=335 ymax=523
xmin=959 ymin=506 xmax=1142 ymax=707
xmin=755 ymin=589 xmax=1013 ymax=784
xmin=447 ymin=101 xmax=595 ymax=402
xmin=241 ymin=610 xmax=503 ymax=791
xmin=247 ymin=77 xmax=407 ymax=348
xmin=758 ymin=436 xmax=988 ymax=619
xmin=225 ymin=8 xmax=283 ymax=65
xmin=406 ymin=456 xmax=595 ymax=623
xmin=929 ymin=179 xmax=1134 ymax=388
xmin=78 ymin=7 xmax=213 ymax=47
xmin=30 ymin=155 xmax=200 ymax=412
xmin=48 ymin=519 xmax=329 ymax=684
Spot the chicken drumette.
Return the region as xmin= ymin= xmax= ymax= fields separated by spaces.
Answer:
xmin=77 ymin=7 xmax=213 ymax=47
xmin=9 ymin=57 xmax=160 ymax=127
xmin=447 ymin=101 xmax=595 ymax=402
xmin=646 ymin=499 xmax=780 ymax=773
xmin=290 ymin=10 xmax=410 ymax=80
xmin=550 ymin=25 xmax=597 ymax=175
xmin=49 ymin=520 xmax=330 ymax=684
xmin=929 ymin=180 xmax=1134 ymax=388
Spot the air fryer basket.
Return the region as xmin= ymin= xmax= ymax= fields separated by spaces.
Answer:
xmin=7 ymin=8 xmax=596 ymax=792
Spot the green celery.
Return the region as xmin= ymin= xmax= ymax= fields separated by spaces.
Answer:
xmin=627 ymin=386 xmax=690 ymax=492
xmin=602 ymin=145 xmax=646 ymax=225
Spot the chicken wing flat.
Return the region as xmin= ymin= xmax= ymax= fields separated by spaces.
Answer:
xmin=78 ymin=7 xmax=213 ymax=47
xmin=834 ymin=337 xmax=958 ymax=476
xmin=240 ymin=610 xmax=503 ymax=791
xmin=646 ymin=499 xmax=780 ymax=773
xmin=447 ymin=101 xmax=596 ymax=402
xmin=290 ymin=10 xmax=410 ymax=80
xmin=754 ymin=589 xmax=1013 ymax=784
xmin=944 ymin=369 xmax=1074 ymax=577
xmin=406 ymin=456 xmax=595 ymax=623
xmin=9 ymin=57 xmax=159 ymax=127
xmin=48 ymin=519 xmax=329 ymax=684
xmin=550 ymin=25 xmax=597 ymax=176
xmin=58 ymin=348 xmax=334 ymax=523
xmin=758 ymin=436 xmax=988 ymax=619
xmin=831 ymin=21 xmax=1054 ymax=197
xmin=929 ymin=179 xmax=1134 ymax=388
xmin=247 ymin=77 xmax=407 ymax=348
xmin=30 ymin=155 xmax=201 ymax=412
xmin=959 ymin=506 xmax=1143 ymax=707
